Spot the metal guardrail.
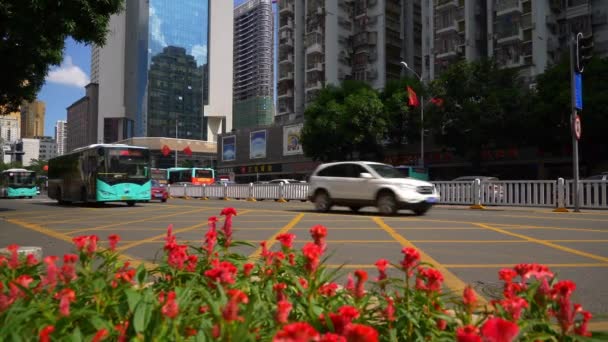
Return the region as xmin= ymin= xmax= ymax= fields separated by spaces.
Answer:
xmin=168 ymin=179 xmax=608 ymax=209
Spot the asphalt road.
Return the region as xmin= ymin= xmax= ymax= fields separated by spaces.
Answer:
xmin=1 ymin=196 xmax=608 ymax=328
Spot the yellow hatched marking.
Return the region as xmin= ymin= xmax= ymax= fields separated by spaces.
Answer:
xmin=325 ymin=263 xmax=608 ymax=269
xmin=499 ymin=214 xmax=608 ymax=222
xmin=474 ymin=223 xmax=608 ymax=263
xmin=248 ymin=213 xmax=305 ymax=259
xmin=371 ymin=217 xmax=487 ymax=305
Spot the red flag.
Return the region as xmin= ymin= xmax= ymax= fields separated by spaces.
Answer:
xmin=183 ymin=145 xmax=192 ymax=157
xmin=161 ymin=145 xmax=171 ymax=157
xmin=407 ymin=86 xmax=419 ymax=107
xmin=430 ymin=97 xmax=444 ymax=107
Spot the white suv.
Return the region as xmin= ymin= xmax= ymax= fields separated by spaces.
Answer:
xmin=307 ymin=161 xmax=440 ymax=215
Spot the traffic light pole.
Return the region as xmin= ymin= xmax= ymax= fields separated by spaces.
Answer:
xmin=569 ymin=34 xmax=581 ymax=212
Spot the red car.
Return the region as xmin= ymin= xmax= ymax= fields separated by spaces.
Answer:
xmin=151 ymin=179 xmax=169 ymax=202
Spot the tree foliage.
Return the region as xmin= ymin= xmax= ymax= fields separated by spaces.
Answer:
xmin=301 ymin=81 xmax=386 ymax=162
xmin=381 ymin=78 xmax=423 ymax=147
xmin=0 ymin=0 xmax=125 ymax=114
xmin=426 ymin=59 xmax=530 ymax=166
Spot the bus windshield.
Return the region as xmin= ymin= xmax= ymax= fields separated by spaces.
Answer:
xmin=195 ymin=169 xmax=213 ymax=178
xmin=105 ymin=149 xmax=149 ymax=179
xmin=5 ymin=172 xmax=36 ymax=186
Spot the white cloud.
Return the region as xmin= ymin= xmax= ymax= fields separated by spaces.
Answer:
xmin=191 ymin=44 xmax=207 ymax=65
xmin=149 ymin=7 xmax=167 ymax=47
xmin=46 ymin=56 xmax=89 ymax=88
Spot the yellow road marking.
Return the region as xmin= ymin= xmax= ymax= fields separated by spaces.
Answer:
xmin=474 ymin=223 xmax=608 ymax=263
xmin=248 ymin=213 xmax=305 ymax=259
xmin=115 ymin=210 xmax=252 ymax=252
xmin=42 ymin=206 xmax=174 ymax=224
xmin=371 ymin=217 xmax=487 ymax=305
xmin=65 ymin=207 xmax=216 ymax=235
xmin=493 ymin=224 xmax=607 ymax=233
xmin=499 ymin=214 xmax=608 ymax=222
xmin=5 ymin=218 xmax=150 ymax=267
xmin=443 ymin=263 xmax=608 ymax=268
xmin=589 ymin=321 xmax=608 ymax=332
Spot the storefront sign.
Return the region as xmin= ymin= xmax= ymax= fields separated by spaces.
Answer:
xmin=250 ymin=130 xmax=267 ymax=159
xmin=283 ymin=124 xmax=303 ymax=156
xmin=235 ymin=164 xmax=282 ymax=175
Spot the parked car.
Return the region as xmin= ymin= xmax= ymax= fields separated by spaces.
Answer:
xmin=585 ymin=172 xmax=608 ymax=181
xmin=269 ymin=179 xmax=300 ymax=184
xmin=151 ymin=179 xmax=168 ymax=202
xmin=307 ymin=161 xmax=440 ymax=215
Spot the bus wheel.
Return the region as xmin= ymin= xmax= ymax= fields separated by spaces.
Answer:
xmin=57 ymin=189 xmax=65 ymax=205
xmin=81 ymin=188 xmax=88 ymax=204
xmin=126 ymin=201 xmax=136 ymax=207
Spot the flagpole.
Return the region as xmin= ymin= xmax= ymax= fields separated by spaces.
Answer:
xmin=175 ymin=117 xmax=178 ymax=167
xmin=420 ymin=95 xmax=424 ymax=167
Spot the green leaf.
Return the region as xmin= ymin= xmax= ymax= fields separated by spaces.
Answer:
xmin=90 ymin=316 xmax=106 ymax=330
xmin=133 ymin=303 xmax=150 ymax=334
xmin=125 ymin=288 xmax=142 ymax=312
xmin=70 ymin=327 xmax=83 ymax=342
xmin=136 ymin=264 xmax=148 ymax=285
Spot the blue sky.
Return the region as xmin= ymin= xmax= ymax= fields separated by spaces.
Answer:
xmin=38 ymin=0 xmax=273 ymax=137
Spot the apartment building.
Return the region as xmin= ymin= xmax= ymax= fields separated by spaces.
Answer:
xmin=36 ymin=136 xmax=57 ymax=161
xmin=54 ymin=120 xmax=67 ymax=156
xmin=0 ymin=111 xmax=21 ymax=144
xmin=423 ymin=0 xmax=608 ymax=81
xmin=20 ymin=100 xmax=45 ymax=138
xmin=277 ymin=0 xmax=418 ymax=117
xmin=233 ymin=0 xmax=275 ymax=130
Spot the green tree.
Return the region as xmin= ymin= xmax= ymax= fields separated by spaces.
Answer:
xmin=0 ymin=0 xmax=125 ymax=114
xmin=530 ymin=56 xmax=608 ymax=173
xmin=26 ymin=158 xmax=47 ymax=176
xmin=427 ymin=59 xmax=530 ymax=168
xmin=381 ymin=78 xmax=424 ymax=147
xmin=301 ymin=81 xmax=386 ymax=162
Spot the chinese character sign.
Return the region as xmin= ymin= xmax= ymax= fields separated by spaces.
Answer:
xmin=283 ymin=123 xmax=303 ymax=156
xmin=222 ymin=136 xmax=236 ymax=161
xmin=250 ymin=130 xmax=267 ymax=159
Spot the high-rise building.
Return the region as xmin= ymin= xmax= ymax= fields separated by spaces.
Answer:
xmin=422 ymin=0 xmax=608 ymax=81
xmin=36 ymin=136 xmax=58 ymax=161
xmin=20 ymin=100 xmax=45 ymax=138
xmin=91 ymin=0 xmax=233 ymax=143
xmin=67 ymin=83 xmax=99 ymax=152
xmin=233 ymin=0 xmax=275 ymax=129
xmin=12 ymin=138 xmax=39 ymax=166
xmin=277 ymin=0 xmax=417 ymax=116
xmin=54 ymin=120 xmax=67 ymax=155
xmin=0 ymin=110 xmax=21 ymax=144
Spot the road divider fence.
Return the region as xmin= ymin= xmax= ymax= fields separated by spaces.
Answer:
xmin=167 ymin=179 xmax=607 ymax=209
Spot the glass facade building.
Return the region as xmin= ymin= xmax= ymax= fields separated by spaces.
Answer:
xmin=144 ymin=0 xmax=210 ymax=140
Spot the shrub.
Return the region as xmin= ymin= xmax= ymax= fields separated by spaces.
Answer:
xmin=0 ymin=208 xmax=602 ymax=341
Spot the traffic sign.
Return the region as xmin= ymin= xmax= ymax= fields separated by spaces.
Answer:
xmin=574 ymin=73 xmax=583 ymax=110
xmin=574 ymin=115 xmax=582 ymax=140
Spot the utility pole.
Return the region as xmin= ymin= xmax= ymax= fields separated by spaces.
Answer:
xmin=569 ymin=33 xmax=580 ymax=212
xmin=174 ymin=117 xmax=178 ymax=168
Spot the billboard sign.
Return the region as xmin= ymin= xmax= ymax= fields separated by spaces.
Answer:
xmin=250 ymin=130 xmax=267 ymax=159
xmin=222 ymin=136 xmax=236 ymax=161
xmin=283 ymin=123 xmax=303 ymax=156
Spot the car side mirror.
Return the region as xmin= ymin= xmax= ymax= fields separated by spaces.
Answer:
xmin=360 ymin=172 xmax=373 ymax=179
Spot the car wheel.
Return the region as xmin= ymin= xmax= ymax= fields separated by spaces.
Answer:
xmin=377 ymin=192 xmax=397 ymax=215
xmin=126 ymin=201 xmax=136 ymax=207
xmin=161 ymin=198 xmax=167 ymax=203
xmin=314 ymin=191 xmax=331 ymax=212
xmin=413 ymin=206 xmax=430 ymax=216
xmin=349 ymin=206 xmax=361 ymax=212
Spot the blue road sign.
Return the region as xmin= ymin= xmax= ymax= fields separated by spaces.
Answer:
xmin=575 ymin=72 xmax=583 ymax=110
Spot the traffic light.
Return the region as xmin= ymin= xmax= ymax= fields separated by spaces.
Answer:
xmin=576 ymin=32 xmax=594 ymax=73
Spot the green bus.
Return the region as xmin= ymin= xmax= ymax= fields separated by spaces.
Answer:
xmin=0 ymin=169 xmax=37 ymax=198
xmin=395 ymin=165 xmax=430 ymax=181
xmin=48 ymin=144 xmax=151 ymax=206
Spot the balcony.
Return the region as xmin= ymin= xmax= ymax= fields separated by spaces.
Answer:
xmin=306 ymin=80 xmax=323 ymax=91
xmin=278 ymin=89 xmax=294 ymax=99
xmin=306 ymin=62 xmax=323 ymax=72
xmin=436 ymin=50 xmax=459 ymax=59
xmin=366 ymin=68 xmax=378 ymax=80
xmin=280 ymin=20 xmax=294 ymax=30
xmin=496 ymin=28 xmax=524 ymax=44
xmin=306 ymin=42 xmax=324 ymax=55
xmin=282 ymin=38 xmax=294 ymax=47
xmin=496 ymin=0 xmax=522 ymax=16
xmin=501 ymin=55 xmax=526 ymax=68
xmin=278 ymin=72 xmax=294 ymax=82
xmin=566 ymin=0 xmax=590 ymax=19
xmin=279 ymin=54 xmax=294 ymax=65
xmin=436 ymin=20 xmax=458 ymax=34
xmin=280 ymin=30 xmax=292 ymax=40
xmin=279 ymin=2 xmax=294 ymax=14
xmin=435 ymin=0 xmax=459 ymax=10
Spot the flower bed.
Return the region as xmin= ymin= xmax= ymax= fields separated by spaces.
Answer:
xmin=0 ymin=208 xmax=603 ymax=341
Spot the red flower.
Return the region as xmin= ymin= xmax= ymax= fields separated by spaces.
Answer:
xmin=274 ymin=322 xmax=319 ymax=342
xmin=164 ymin=224 xmax=177 ymax=251
xmin=276 ymin=300 xmax=292 ymax=324
xmin=220 ymin=207 xmax=238 ymax=216
xmin=26 ymin=253 xmax=38 ymax=266
xmin=92 ymin=329 xmax=109 ymax=342
xmin=115 ymin=321 xmax=129 ymax=342
xmin=345 ymin=274 xmax=355 ymax=293
xmin=222 ymin=289 xmax=248 ymax=322
xmin=243 ymin=263 xmax=255 ymax=276
xmin=204 ymin=229 xmax=217 ymax=257
xmin=321 ymin=306 xmax=359 ymax=334
xmin=401 ymin=247 xmax=420 ymax=276
xmin=186 ymin=255 xmax=198 ymax=272
xmin=55 ymin=288 xmax=76 ymax=317
xmin=108 ymin=234 xmax=120 ymax=251
xmin=354 ymin=269 xmax=367 ymax=298
xmin=160 ymin=291 xmax=179 ymax=319
xmin=10 ymin=275 xmax=33 ymax=298
xmin=496 ymin=297 xmax=528 ymax=321
xmin=208 ymin=216 xmax=219 ymax=232
xmin=310 ymin=224 xmax=327 ymax=253
xmin=60 ymin=254 xmax=78 ymax=284
xmin=39 ymin=326 xmax=55 ymax=342
xmin=220 ymin=207 xmax=237 ymax=247
xmin=113 ymin=262 xmax=136 ymax=287
xmin=385 ymin=296 xmax=395 ymax=322
xmin=274 ymin=283 xmax=288 ymax=301
xmin=343 ymin=324 xmax=379 ymax=342
xmin=480 ymin=317 xmax=519 ymax=342
xmin=552 ymin=280 xmax=576 ymax=300
xmin=299 ymin=277 xmax=308 ymax=289
xmin=41 ymin=256 xmax=59 ymax=291
xmin=463 ymin=285 xmax=477 ymax=313
xmin=319 ymin=282 xmax=339 ymax=297
xmin=167 ymin=244 xmax=189 ymax=269
xmin=415 ymin=267 xmax=444 ymax=293
xmin=302 ymin=242 xmax=321 ymax=274
xmin=514 ymin=263 xmax=553 ymax=281
xmin=288 ymin=253 xmax=296 ymax=266
xmin=319 ymin=333 xmax=346 ymax=342
xmin=498 ymin=268 xmax=517 ymax=283
xmin=204 ymin=260 xmax=238 ymax=285
xmin=374 ymin=259 xmax=389 ymax=282
xmin=276 ymin=233 xmax=296 ymax=249
xmin=574 ymin=309 xmax=592 ymax=337
xmin=456 ymin=325 xmax=481 ymax=342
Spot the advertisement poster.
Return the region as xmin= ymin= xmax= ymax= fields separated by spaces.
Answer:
xmin=222 ymin=136 xmax=236 ymax=161
xmin=250 ymin=130 xmax=267 ymax=159
xmin=283 ymin=123 xmax=303 ymax=156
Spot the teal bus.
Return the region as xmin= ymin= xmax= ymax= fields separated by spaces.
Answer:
xmin=167 ymin=167 xmax=215 ymax=185
xmin=0 ymin=169 xmax=37 ymax=198
xmin=394 ymin=165 xmax=430 ymax=181
xmin=48 ymin=144 xmax=151 ymax=206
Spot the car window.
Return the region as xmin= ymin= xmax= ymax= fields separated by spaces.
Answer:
xmin=368 ymin=164 xmax=404 ymax=178
xmin=342 ymin=164 xmax=368 ymax=178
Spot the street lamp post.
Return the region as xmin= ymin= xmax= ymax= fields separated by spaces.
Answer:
xmin=400 ymin=61 xmax=425 ymax=167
